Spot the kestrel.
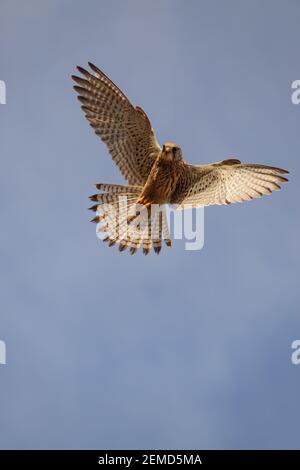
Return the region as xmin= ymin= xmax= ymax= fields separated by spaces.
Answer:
xmin=72 ymin=63 xmax=289 ymax=255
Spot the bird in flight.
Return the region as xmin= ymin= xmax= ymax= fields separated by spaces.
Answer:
xmin=72 ymin=63 xmax=289 ymax=255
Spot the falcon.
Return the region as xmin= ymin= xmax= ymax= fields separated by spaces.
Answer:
xmin=72 ymin=63 xmax=289 ymax=255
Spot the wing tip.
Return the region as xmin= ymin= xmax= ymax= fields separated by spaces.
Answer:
xmin=76 ymin=65 xmax=89 ymax=76
xmin=88 ymin=61 xmax=100 ymax=74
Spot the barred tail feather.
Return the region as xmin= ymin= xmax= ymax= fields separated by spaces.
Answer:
xmin=89 ymin=183 xmax=172 ymax=255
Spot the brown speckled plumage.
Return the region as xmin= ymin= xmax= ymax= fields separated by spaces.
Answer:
xmin=72 ymin=63 xmax=289 ymax=255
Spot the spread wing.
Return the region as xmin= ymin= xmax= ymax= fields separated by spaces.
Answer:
xmin=72 ymin=63 xmax=161 ymax=185
xmin=171 ymin=159 xmax=289 ymax=208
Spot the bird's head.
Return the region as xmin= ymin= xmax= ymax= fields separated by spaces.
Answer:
xmin=162 ymin=142 xmax=182 ymax=162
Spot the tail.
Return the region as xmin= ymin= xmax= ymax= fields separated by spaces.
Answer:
xmin=89 ymin=183 xmax=172 ymax=255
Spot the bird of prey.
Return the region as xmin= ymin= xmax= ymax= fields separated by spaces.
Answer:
xmin=72 ymin=63 xmax=289 ymax=255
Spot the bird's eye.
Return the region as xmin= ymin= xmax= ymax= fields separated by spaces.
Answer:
xmin=172 ymin=148 xmax=177 ymax=156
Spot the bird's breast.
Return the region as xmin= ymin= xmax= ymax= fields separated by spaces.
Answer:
xmin=138 ymin=161 xmax=182 ymax=205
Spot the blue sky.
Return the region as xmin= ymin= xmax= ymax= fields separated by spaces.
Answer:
xmin=0 ymin=0 xmax=299 ymax=449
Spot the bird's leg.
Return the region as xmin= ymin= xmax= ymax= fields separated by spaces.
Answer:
xmin=127 ymin=199 xmax=151 ymax=224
